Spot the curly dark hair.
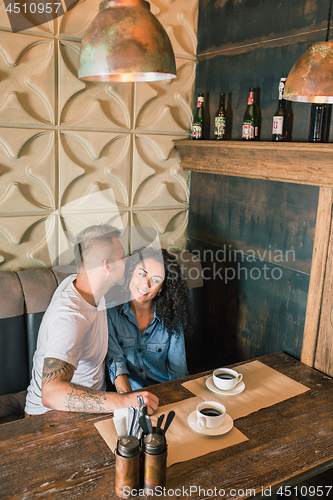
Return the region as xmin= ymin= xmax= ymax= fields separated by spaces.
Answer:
xmin=124 ymin=247 xmax=193 ymax=338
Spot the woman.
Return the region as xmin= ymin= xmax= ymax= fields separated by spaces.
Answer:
xmin=106 ymin=247 xmax=192 ymax=392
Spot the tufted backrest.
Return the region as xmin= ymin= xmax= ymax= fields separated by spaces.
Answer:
xmin=0 ymin=269 xmax=70 ymax=396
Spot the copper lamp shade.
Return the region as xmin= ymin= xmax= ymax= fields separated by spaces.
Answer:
xmin=78 ymin=0 xmax=177 ymax=82
xmin=283 ymin=41 xmax=333 ymax=103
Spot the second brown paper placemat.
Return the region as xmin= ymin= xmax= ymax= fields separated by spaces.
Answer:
xmin=182 ymin=360 xmax=310 ymax=420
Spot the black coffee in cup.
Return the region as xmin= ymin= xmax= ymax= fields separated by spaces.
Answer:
xmin=216 ymin=373 xmax=236 ymax=380
xmin=199 ymin=407 xmax=222 ymax=417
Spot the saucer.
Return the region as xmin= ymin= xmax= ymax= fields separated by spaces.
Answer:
xmin=187 ymin=411 xmax=233 ymax=436
xmin=205 ymin=376 xmax=245 ymax=396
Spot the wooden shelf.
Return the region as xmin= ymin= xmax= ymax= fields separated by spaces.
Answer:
xmin=174 ymin=140 xmax=333 ymax=187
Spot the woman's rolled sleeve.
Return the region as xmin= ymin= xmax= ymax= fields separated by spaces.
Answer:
xmin=108 ymin=356 xmax=129 ymax=383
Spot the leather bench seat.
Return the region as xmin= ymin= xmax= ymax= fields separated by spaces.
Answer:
xmin=0 ymin=269 xmax=70 ymax=397
xmin=0 ymin=269 xmax=70 ymax=423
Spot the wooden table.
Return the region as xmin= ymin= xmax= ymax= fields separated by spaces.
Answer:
xmin=1 ymin=352 xmax=332 ymax=500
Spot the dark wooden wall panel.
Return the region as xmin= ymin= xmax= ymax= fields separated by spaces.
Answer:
xmin=189 ymin=173 xmax=319 ymax=274
xmin=187 ymin=173 xmax=319 ymax=367
xmin=195 ymin=0 xmax=333 ymax=141
xmin=198 ymin=0 xmax=328 ymax=51
xmin=188 ymin=237 xmax=310 ymax=368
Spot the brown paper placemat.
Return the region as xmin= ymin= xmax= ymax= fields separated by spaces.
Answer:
xmin=182 ymin=360 xmax=310 ymax=420
xmin=95 ymin=396 xmax=248 ymax=467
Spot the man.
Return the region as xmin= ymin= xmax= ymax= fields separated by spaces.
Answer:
xmin=25 ymin=224 xmax=159 ymax=415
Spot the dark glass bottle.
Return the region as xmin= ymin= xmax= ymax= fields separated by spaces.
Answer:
xmin=214 ymin=93 xmax=226 ymax=140
xmin=191 ymin=93 xmax=204 ymax=140
xmin=242 ymin=88 xmax=258 ymax=141
xmin=272 ymin=78 xmax=287 ymax=141
xmin=308 ymin=103 xmax=331 ymax=142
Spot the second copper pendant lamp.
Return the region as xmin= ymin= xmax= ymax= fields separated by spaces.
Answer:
xmin=284 ymin=0 xmax=333 ymax=103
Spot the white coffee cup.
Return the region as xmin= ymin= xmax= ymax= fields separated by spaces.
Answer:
xmin=213 ymin=368 xmax=243 ymax=391
xmin=196 ymin=401 xmax=226 ymax=429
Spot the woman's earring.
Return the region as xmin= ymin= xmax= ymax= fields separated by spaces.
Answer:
xmin=157 ymin=290 xmax=161 ymax=296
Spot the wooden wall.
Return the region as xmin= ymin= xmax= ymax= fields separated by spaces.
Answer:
xmin=195 ymin=0 xmax=332 ymax=141
xmin=188 ymin=174 xmax=319 ymax=368
xmin=187 ymin=0 xmax=330 ymax=369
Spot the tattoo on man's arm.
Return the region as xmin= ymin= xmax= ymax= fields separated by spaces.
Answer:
xmin=42 ymin=358 xmax=73 ymax=385
xmin=65 ymin=384 xmax=108 ymax=412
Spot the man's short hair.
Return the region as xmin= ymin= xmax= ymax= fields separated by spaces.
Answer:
xmin=73 ymin=224 xmax=121 ymax=271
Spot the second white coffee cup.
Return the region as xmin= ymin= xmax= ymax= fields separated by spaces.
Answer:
xmin=196 ymin=401 xmax=226 ymax=429
xmin=213 ymin=368 xmax=243 ymax=391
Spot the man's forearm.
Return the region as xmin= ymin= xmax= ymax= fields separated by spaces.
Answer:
xmin=42 ymin=379 xmax=113 ymax=413
xmin=66 ymin=383 xmax=110 ymax=412
xmin=41 ymin=357 xmax=159 ymax=414
xmin=43 ymin=380 xmax=158 ymax=414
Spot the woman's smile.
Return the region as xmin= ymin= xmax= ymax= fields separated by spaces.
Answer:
xmin=130 ymin=258 xmax=165 ymax=303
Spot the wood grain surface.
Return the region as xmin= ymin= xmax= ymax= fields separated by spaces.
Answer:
xmin=313 ymin=207 xmax=333 ymax=377
xmin=0 ymin=353 xmax=332 ymax=500
xmin=302 ymin=187 xmax=333 ymax=370
xmin=174 ymin=140 xmax=333 ymax=187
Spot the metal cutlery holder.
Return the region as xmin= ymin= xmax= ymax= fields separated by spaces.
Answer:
xmin=115 ymin=404 xmax=172 ymax=498
xmin=115 ymin=436 xmax=140 ymax=498
xmin=142 ymin=433 xmax=167 ymax=495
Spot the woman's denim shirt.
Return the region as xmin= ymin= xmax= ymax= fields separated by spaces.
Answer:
xmin=107 ymin=302 xmax=189 ymax=390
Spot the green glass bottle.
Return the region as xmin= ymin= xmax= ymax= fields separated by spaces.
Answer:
xmin=214 ymin=93 xmax=226 ymax=140
xmin=242 ymin=88 xmax=258 ymax=141
xmin=272 ymin=78 xmax=287 ymax=142
xmin=191 ymin=93 xmax=204 ymax=140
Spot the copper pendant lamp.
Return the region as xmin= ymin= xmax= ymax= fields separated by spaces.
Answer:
xmin=78 ymin=0 xmax=177 ymax=83
xmin=284 ymin=0 xmax=333 ymax=103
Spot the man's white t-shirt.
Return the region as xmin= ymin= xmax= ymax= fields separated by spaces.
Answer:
xmin=25 ymin=275 xmax=108 ymax=415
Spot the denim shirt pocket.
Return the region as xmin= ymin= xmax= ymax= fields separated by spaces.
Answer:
xmin=146 ymin=341 xmax=169 ymax=354
xmin=145 ymin=341 xmax=169 ymax=377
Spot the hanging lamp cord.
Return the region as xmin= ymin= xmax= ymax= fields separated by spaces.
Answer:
xmin=326 ymin=0 xmax=333 ymax=41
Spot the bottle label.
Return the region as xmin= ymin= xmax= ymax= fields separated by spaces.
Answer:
xmin=247 ymin=96 xmax=254 ymax=105
xmin=214 ymin=116 xmax=226 ymax=136
xmin=197 ymin=97 xmax=204 ymax=107
xmin=242 ymin=122 xmax=254 ymax=139
xmin=192 ymin=123 xmax=202 ymax=139
xmin=278 ymin=78 xmax=286 ymax=100
xmin=272 ymin=116 xmax=283 ymax=135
